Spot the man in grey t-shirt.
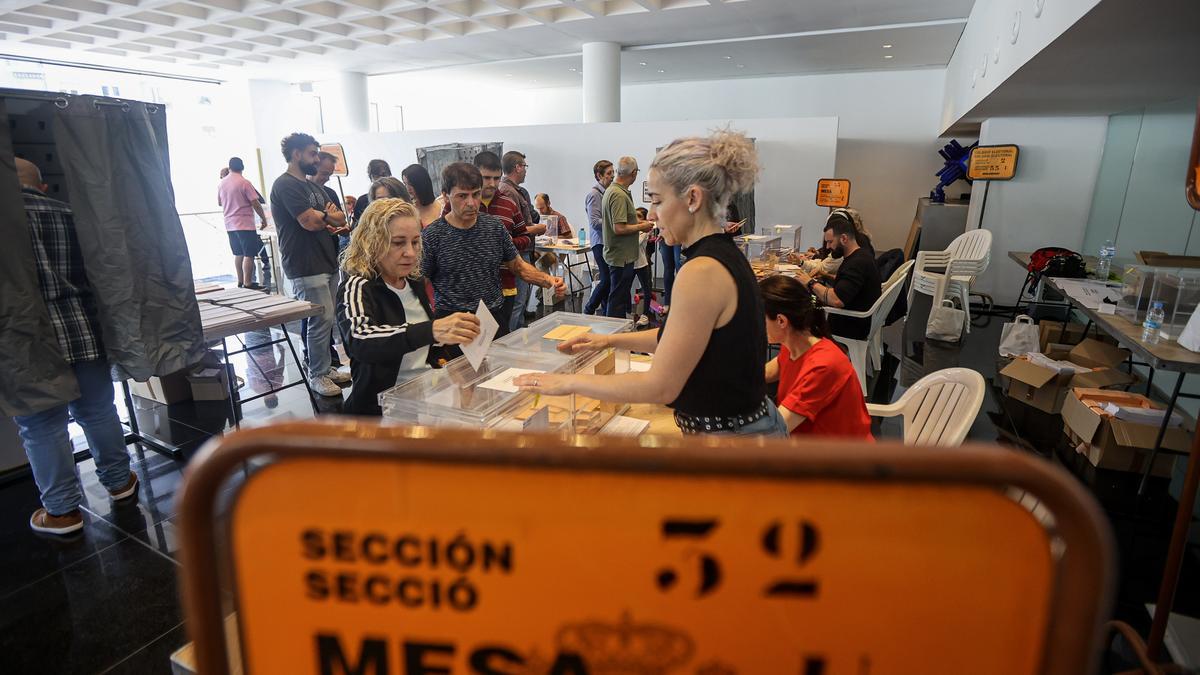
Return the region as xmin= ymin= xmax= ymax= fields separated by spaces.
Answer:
xmin=421 ymin=162 xmax=564 ymax=349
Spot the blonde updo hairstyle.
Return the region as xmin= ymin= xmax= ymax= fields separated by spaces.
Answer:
xmin=340 ymin=198 xmax=422 ymax=281
xmin=650 ymin=128 xmax=759 ymax=222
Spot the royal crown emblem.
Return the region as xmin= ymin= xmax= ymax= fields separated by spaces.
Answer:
xmin=552 ymin=611 xmax=695 ymax=674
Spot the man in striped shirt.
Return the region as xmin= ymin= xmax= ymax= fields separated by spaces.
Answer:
xmin=421 ymin=163 xmax=564 ymax=349
xmin=12 ymin=158 xmax=139 ymax=535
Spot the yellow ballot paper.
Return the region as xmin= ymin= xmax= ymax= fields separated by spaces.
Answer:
xmin=543 ymin=324 xmax=591 ymax=341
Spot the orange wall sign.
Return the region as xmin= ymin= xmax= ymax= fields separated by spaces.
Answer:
xmin=320 ymin=143 xmax=349 ymax=177
xmin=815 ymin=178 xmax=851 ymax=207
xmin=229 ymin=457 xmax=1054 ymax=674
xmin=1187 ymin=99 xmax=1199 ymax=210
xmin=968 ymin=144 xmax=1020 ymax=181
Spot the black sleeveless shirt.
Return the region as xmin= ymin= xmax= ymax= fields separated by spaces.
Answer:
xmin=657 ymin=233 xmax=767 ymax=417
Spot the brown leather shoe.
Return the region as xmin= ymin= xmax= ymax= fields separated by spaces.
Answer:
xmin=30 ymin=508 xmax=83 ymax=535
xmin=108 ymin=472 xmax=139 ymax=501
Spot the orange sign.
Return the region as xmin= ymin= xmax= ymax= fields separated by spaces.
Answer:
xmin=229 ymin=457 xmax=1053 ymax=674
xmin=320 ymin=143 xmax=349 ymax=177
xmin=1187 ymin=99 xmax=1199 ymax=210
xmin=815 ymin=178 xmax=851 ymax=207
xmin=968 ymin=144 xmax=1020 ymax=180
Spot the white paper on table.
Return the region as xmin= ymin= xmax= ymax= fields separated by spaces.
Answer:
xmin=600 ymin=415 xmax=650 ymax=436
xmin=628 ymin=359 xmax=652 ymax=372
xmin=774 ymin=263 xmax=802 ymax=272
xmin=1051 ymin=278 xmax=1122 ymax=310
xmin=461 ymin=299 xmax=499 ymax=371
xmin=477 ymin=367 xmax=544 ymax=394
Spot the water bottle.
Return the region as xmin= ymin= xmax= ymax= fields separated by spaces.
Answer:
xmin=578 ymin=227 xmax=587 ymax=246
xmin=1143 ymin=301 xmax=1165 ymax=345
xmin=1096 ymin=239 xmax=1116 ymax=281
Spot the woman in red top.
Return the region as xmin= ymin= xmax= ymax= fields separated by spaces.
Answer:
xmin=761 ymin=275 xmax=873 ymax=439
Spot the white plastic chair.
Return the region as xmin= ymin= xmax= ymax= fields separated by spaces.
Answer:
xmin=826 ymin=259 xmax=914 ymax=392
xmin=909 ymin=229 xmax=992 ymax=333
xmin=866 ymin=367 xmax=985 ymax=447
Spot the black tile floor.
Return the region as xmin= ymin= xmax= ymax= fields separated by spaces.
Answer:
xmin=1 ymin=298 xmax=1198 ymax=673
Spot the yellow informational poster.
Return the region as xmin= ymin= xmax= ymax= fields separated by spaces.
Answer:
xmin=815 ymin=179 xmax=851 ymax=207
xmin=320 ymin=143 xmax=349 ymax=177
xmin=968 ymin=145 xmax=1020 ymax=181
xmin=228 ymin=457 xmax=1056 ymax=674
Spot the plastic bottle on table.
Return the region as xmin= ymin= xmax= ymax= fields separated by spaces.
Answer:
xmin=578 ymin=227 xmax=587 ymax=247
xmin=1143 ymin=301 xmax=1165 ymax=345
xmin=1096 ymin=239 xmax=1116 ymax=281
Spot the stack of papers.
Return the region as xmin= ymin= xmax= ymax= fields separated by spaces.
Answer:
xmin=1101 ymin=403 xmax=1185 ymax=427
xmin=1025 ymin=352 xmax=1092 ymax=374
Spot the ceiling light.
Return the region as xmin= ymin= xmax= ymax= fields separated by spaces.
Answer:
xmin=884 ymin=54 xmax=894 ymax=59
xmin=882 ymin=44 xmax=893 ymax=49
xmin=568 ymin=67 xmax=576 ymax=71
xmin=723 ymin=55 xmax=732 ymax=60
xmin=736 ymin=64 xmax=745 ymax=69
xmin=638 ymin=61 xmax=647 ymax=66
xmin=657 ymin=69 xmax=664 ymax=73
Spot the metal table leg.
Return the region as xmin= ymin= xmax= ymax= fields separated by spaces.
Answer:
xmin=281 ymin=325 xmax=320 ymax=415
xmin=221 ymin=337 xmax=241 ymax=430
xmin=1137 ymin=371 xmax=1184 ymax=495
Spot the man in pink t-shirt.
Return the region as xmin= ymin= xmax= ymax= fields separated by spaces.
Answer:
xmin=217 ymin=157 xmax=268 ymax=288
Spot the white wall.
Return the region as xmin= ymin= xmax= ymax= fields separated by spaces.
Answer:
xmin=367 ymin=69 xmax=968 ymax=253
xmin=331 ymin=117 xmax=838 ymax=249
xmin=965 ymin=116 xmax=1109 ymax=301
xmin=940 ymin=0 xmax=1101 ymax=132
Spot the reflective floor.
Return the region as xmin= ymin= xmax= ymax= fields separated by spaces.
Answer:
xmin=0 ymin=298 xmax=1197 ymax=673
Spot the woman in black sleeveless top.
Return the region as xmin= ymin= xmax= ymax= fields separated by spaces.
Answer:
xmin=515 ymin=131 xmax=786 ymax=436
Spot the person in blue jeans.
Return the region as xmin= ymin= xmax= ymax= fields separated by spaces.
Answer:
xmin=658 ymin=238 xmax=683 ymax=310
xmin=12 ymin=158 xmax=138 ymax=535
xmin=583 ymin=159 xmax=614 ymax=315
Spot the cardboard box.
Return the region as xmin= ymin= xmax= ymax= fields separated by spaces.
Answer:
xmin=128 ymin=371 xmax=192 ymax=405
xmin=187 ymin=365 xmax=231 ymax=401
xmin=1061 ymin=388 xmax=1187 ymax=478
xmin=1000 ymin=339 xmax=1132 ymax=414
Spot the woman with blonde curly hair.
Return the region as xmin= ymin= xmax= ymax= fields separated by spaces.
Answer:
xmin=515 ymin=129 xmax=786 ymax=436
xmin=336 ymin=198 xmax=479 ymax=415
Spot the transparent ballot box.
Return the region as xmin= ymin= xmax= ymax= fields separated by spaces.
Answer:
xmin=497 ymin=311 xmax=633 ymax=362
xmin=1116 ymin=265 xmax=1160 ymax=324
xmin=771 ymin=224 xmax=804 ymax=252
xmin=734 ymin=234 xmax=782 ymax=260
xmin=380 ymin=344 xmax=630 ymax=435
xmin=1150 ymin=269 xmax=1200 ymax=340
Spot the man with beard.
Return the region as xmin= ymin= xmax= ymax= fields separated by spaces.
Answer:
xmin=269 ymin=132 xmax=350 ymax=397
xmin=421 ymin=162 xmax=564 ymax=350
xmin=473 ymin=151 xmax=529 ymax=326
xmin=795 ymin=210 xmax=880 ymax=341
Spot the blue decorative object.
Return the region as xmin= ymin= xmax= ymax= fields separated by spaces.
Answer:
xmin=930 ymin=139 xmax=978 ymax=203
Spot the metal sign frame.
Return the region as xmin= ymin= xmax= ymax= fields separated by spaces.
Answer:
xmin=177 ymin=423 xmax=1115 ymax=675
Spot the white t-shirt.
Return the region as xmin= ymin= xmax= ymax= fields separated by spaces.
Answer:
xmin=635 ymin=231 xmax=650 ymax=269
xmin=385 ymin=280 xmax=432 ymax=385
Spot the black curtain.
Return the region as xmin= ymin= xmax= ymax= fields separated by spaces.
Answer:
xmin=0 ymin=98 xmax=79 ymax=416
xmin=52 ymin=95 xmax=204 ymax=381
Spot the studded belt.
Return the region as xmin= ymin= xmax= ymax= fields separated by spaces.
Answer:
xmin=673 ymin=398 xmax=772 ymax=434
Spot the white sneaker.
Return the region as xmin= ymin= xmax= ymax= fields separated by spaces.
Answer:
xmin=310 ymin=375 xmax=342 ymax=397
xmin=636 ymin=315 xmax=650 ymax=328
xmin=327 ymin=367 xmax=351 ymax=384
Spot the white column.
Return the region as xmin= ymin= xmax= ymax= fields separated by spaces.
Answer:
xmin=582 ymin=42 xmax=621 ymax=123
xmin=325 ymin=71 xmax=370 ymax=134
